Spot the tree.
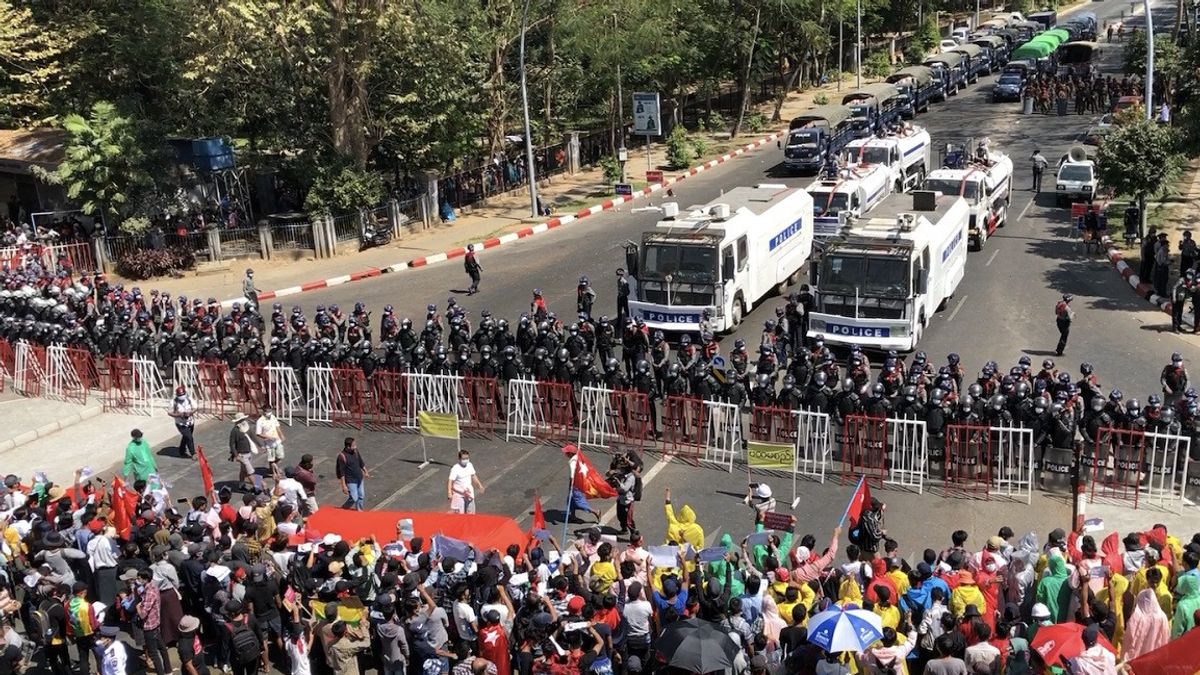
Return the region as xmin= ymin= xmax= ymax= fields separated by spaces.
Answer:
xmin=1123 ymin=30 xmax=1183 ymax=81
xmin=0 ymin=0 xmax=73 ymax=126
xmin=34 ymin=102 xmax=156 ymax=231
xmin=1096 ymin=110 xmax=1185 ymax=231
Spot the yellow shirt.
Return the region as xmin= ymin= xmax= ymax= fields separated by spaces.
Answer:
xmin=779 ymin=600 xmax=803 ymax=626
xmin=590 ymin=560 xmax=618 ymax=593
xmin=887 ymin=569 xmax=911 ymax=597
xmin=874 ymin=604 xmax=901 ymax=630
xmin=1130 ymin=563 xmax=1170 ymax=598
xmin=839 ymin=576 xmax=863 ymax=606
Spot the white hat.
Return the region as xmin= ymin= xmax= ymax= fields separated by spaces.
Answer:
xmin=1031 ymin=603 xmax=1051 ymax=619
xmin=231 ymin=413 xmax=249 ymax=424
xmin=794 ymin=546 xmax=811 ymax=561
xmin=753 ymin=484 xmax=773 ymax=500
xmin=322 ymin=533 xmax=342 ymax=546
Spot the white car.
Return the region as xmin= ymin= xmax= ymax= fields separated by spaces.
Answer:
xmin=1056 ymin=158 xmax=1098 ymax=206
xmin=940 ymin=39 xmax=960 ymax=52
xmin=950 ymin=27 xmax=971 ymax=43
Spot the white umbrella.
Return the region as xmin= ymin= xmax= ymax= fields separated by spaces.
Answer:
xmin=807 ymin=605 xmax=885 ymax=653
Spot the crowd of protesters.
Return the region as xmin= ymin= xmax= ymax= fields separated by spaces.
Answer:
xmin=2 ymin=444 xmax=1199 ymax=675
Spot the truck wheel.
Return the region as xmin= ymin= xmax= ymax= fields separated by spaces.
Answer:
xmin=730 ymin=296 xmax=745 ymax=329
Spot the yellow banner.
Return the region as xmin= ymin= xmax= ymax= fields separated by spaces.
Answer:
xmin=747 ymin=441 xmax=793 ymax=469
xmin=418 ymin=410 xmax=460 ymax=439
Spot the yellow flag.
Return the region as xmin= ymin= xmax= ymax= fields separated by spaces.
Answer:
xmin=747 ymin=441 xmax=793 ymax=469
xmin=418 ymin=410 xmax=460 ymax=439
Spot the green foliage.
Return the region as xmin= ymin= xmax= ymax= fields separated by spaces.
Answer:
xmin=303 ymin=162 xmax=386 ymax=216
xmin=701 ymin=111 xmax=728 ymax=133
xmin=917 ymin=16 xmax=940 ymax=53
xmin=1096 ymin=114 xmax=1184 ymax=203
xmin=600 ymin=155 xmax=624 ymax=184
xmin=120 ymin=215 xmax=152 ymax=236
xmin=691 ymin=135 xmax=710 ymax=159
xmin=813 ymin=93 xmax=830 ymax=105
xmin=0 ymin=0 xmax=73 ymax=126
xmin=903 ymin=42 xmax=928 ymax=66
xmin=664 ymin=126 xmax=693 ymax=170
xmin=1123 ymin=30 xmax=1184 ymax=79
xmin=864 ymin=51 xmax=892 ymax=79
xmin=743 ymin=112 xmax=766 ymax=133
xmin=34 ymin=102 xmax=154 ymax=228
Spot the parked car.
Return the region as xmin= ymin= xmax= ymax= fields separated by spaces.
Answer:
xmin=991 ymin=72 xmax=1025 ymax=102
xmin=940 ymin=39 xmax=960 ymax=52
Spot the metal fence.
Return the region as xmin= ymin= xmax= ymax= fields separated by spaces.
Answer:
xmin=438 ymin=144 xmax=570 ymax=210
xmin=271 ymin=221 xmax=315 ymax=251
xmin=396 ymin=197 xmax=422 ymax=230
xmin=331 ymin=213 xmax=360 ymax=243
xmin=216 ymin=227 xmax=260 ymax=257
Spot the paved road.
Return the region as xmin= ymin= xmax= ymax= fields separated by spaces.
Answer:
xmin=92 ymin=0 xmax=1194 ymax=557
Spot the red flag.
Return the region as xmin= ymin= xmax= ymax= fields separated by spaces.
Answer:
xmin=110 ymin=477 xmax=132 ymax=540
xmin=571 ymin=449 xmax=617 ymax=499
xmin=1127 ymin=622 xmax=1200 ymax=675
xmin=196 ymin=446 xmax=215 ymax=497
xmin=531 ymin=495 xmax=546 ymax=532
xmin=844 ymin=476 xmax=872 ymax=527
xmin=477 ymin=623 xmax=511 ymax=675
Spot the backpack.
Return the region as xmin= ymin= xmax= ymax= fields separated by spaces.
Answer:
xmin=230 ymin=621 xmax=261 ymax=665
xmin=27 ymin=603 xmax=53 ymax=646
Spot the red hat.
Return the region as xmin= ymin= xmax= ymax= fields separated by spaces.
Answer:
xmin=775 ymin=568 xmax=790 ymax=583
xmin=87 ymin=520 xmax=104 ymax=534
xmin=567 ymin=596 xmax=585 ymax=614
xmin=561 ymin=444 xmax=578 ymax=456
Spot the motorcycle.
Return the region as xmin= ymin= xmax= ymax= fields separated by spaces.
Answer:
xmin=360 ymin=222 xmax=391 ymax=250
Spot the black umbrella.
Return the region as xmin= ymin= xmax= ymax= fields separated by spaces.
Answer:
xmin=654 ymin=618 xmax=740 ymax=673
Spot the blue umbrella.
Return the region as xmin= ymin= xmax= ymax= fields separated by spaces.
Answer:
xmin=807 ymin=605 xmax=885 ymax=653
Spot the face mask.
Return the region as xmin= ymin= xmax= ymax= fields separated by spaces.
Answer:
xmin=237 ymin=422 xmax=249 ymax=432
xmin=459 ymin=460 xmax=469 ymax=467
xmin=985 ymin=564 xmax=997 ymax=573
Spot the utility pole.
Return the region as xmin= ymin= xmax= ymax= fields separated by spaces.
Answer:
xmin=518 ymin=0 xmax=539 ymax=217
xmin=839 ymin=19 xmax=844 ymax=91
xmin=1144 ymin=0 xmax=1155 ymax=120
xmin=975 ymin=0 xmax=980 ymax=30
xmin=856 ymin=0 xmax=862 ymax=88
xmin=614 ymin=13 xmax=626 ymax=183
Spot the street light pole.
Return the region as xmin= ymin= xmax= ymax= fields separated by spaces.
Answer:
xmin=1144 ymin=0 xmax=1155 ymax=120
xmin=856 ymin=0 xmax=862 ymax=88
xmin=614 ymin=13 xmax=626 ymax=183
xmin=975 ymin=0 xmax=980 ymax=30
xmin=519 ymin=0 xmax=539 ymax=217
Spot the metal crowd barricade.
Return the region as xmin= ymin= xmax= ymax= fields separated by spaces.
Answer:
xmin=462 ymin=376 xmax=500 ymax=438
xmin=44 ymin=344 xmax=87 ymax=404
xmin=330 ymin=367 xmax=368 ymax=428
xmin=794 ymin=409 xmax=831 ymax=484
xmin=13 ymin=341 xmax=45 ymax=398
xmin=608 ymin=389 xmax=652 ymax=451
xmin=944 ymin=423 xmax=993 ymax=498
xmin=662 ymin=395 xmax=707 ymax=460
xmin=536 ymin=381 xmax=575 ymax=443
xmin=885 ymin=417 xmax=928 ymax=493
xmin=174 ymin=358 xmax=202 ymax=403
xmin=506 ymin=379 xmax=544 ymax=441
xmin=103 ymin=356 xmax=134 ymax=412
xmin=265 ymin=364 xmax=302 ymax=424
xmin=403 ymin=373 xmax=466 ymax=430
xmin=1091 ymin=427 xmax=1145 ymax=507
xmin=104 ymin=355 xmax=165 ymax=416
xmin=1140 ymin=430 xmax=1191 ymax=512
xmin=236 ymin=363 xmax=267 ymax=412
xmin=749 ymin=406 xmax=800 ymax=445
xmin=841 ymin=414 xmax=888 ymax=485
xmin=198 ymin=359 xmax=231 ymax=418
xmin=578 ymin=386 xmax=614 ymax=449
xmin=704 ymin=399 xmax=742 ymax=471
xmin=306 ymin=365 xmax=335 ymax=425
xmin=992 ymin=425 xmax=1035 ymax=503
xmin=68 ymin=347 xmax=101 ymax=391
xmin=0 ymin=339 xmax=12 ymax=389
xmin=369 ymin=369 xmax=407 ymax=430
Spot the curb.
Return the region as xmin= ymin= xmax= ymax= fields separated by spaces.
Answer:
xmin=1101 ymin=234 xmax=1192 ymax=324
xmin=0 ymin=403 xmax=103 ymax=453
xmin=226 ymin=130 xmax=784 ymax=308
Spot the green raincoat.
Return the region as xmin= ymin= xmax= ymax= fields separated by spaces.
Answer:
xmin=1035 ymin=555 xmax=1073 ymax=623
xmin=1171 ymin=573 xmax=1200 ymax=638
xmin=122 ymin=438 xmax=157 ymax=482
xmin=707 ymin=533 xmax=745 ymax=596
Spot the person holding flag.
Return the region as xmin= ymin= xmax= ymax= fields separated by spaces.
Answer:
xmin=842 ymin=476 xmax=886 ymax=562
xmin=561 ymin=444 xmax=612 ymax=524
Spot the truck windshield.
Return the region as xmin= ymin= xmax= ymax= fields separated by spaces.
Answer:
xmin=1059 ymin=164 xmax=1093 ymax=182
xmin=811 ymin=191 xmax=850 ymax=215
xmin=786 ymin=130 xmax=819 ymax=148
xmin=641 ymin=244 xmax=717 ymax=283
xmin=923 ymin=177 xmax=979 ymax=201
xmin=846 ymin=147 xmax=890 ymax=165
xmin=820 ymin=255 xmax=911 ymax=297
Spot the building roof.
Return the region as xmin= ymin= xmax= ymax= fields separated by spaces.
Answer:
xmin=0 ymin=128 xmax=68 ymax=169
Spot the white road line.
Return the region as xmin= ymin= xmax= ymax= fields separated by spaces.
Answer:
xmin=599 ymin=456 xmax=671 ymax=526
xmin=947 ymin=295 xmax=968 ymax=322
xmin=985 ymin=249 xmax=1000 ymax=267
xmin=373 ymin=467 xmax=439 ymax=509
xmin=1018 ymin=198 xmax=1035 ymax=224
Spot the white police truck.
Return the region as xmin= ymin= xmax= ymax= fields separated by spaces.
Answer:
xmin=843 ymin=124 xmax=933 ymax=194
xmin=805 ymin=163 xmax=893 ymax=244
xmin=807 ymin=190 xmax=969 ymax=351
xmin=623 ymin=184 xmax=814 ymax=334
xmin=921 ymin=147 xmax=1013 ymax=250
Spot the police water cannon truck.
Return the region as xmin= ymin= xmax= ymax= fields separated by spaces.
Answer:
xmin=622 ymin=184 xmax=814 ymax=334
xmin=806 ymin=190 xmax=970 ymax=351
xmin=843 ymin=124 xmax=932 ymax=194
xmin=920 ymin=144 xmax=1013 ymax=251
xmin=805 ymin=163 xmax=893 ymax=244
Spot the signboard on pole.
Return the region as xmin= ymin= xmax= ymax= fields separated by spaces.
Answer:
xmin=645 ymin=170 xmax=664 ymax=184
xmin=632 ymin=92 xmax=662 ymax=136
xmin=614 ymin=183 xmax=633 ymax=196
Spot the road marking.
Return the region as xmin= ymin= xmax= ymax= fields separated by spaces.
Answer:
xmin=373 ymin=467 xmax=439 ymax=509
xmin=599 ymin=456 xmax=671 ymax=526
xmin=483 ymin=443 xmax=546 ymax=489
xmin=947 ymin=295 xmax=968 ymax=322
xmin=985 ymin=249 xmax=1000 ymax=267
xmin=1018 ymin=198 xmax=1034 ymax=224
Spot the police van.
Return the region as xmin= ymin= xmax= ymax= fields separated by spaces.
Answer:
xmin=623 ymin=185 xmax=814 ymax=334
xmin=805 ymin=163 xmax=893 ymax=244
xmin=843 ymin=124 xmax=932 ymax=194
xmin=807 ymin=190 xmax=969 ymax=351
xmin=921 ymin=148 xmax=1013 ymax=250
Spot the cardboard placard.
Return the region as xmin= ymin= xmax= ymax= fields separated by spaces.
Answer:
xmin=762 ymin=511 xmax=792 ymax=531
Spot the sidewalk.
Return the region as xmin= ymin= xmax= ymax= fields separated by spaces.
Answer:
xmin=121 ymin=75 xmax=887 ymax=305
